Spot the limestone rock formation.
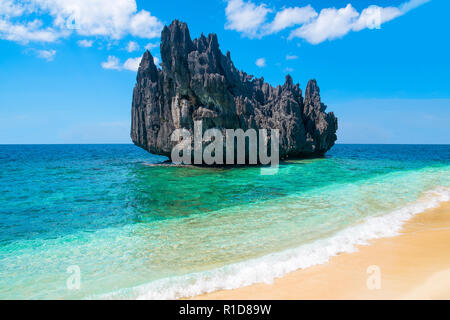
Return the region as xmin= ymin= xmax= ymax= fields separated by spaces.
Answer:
xmin=131 ymin=20 xmax=338 ymax=163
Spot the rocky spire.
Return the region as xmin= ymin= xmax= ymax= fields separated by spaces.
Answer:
xmin=304 ymin=79 xmax=324 ymax=112
xmin=137 ymin=50 xmax=158 ymax=83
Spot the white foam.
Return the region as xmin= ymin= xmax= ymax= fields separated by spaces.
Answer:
xmin=98 ymin=186 xmax=450 ymax=300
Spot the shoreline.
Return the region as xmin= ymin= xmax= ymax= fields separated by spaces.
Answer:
xmin=192 ymin=202 xmax=450 ymax=300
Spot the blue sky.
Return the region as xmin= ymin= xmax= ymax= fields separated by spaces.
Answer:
xmin=0 ymin=0 xmax=448 ymax=144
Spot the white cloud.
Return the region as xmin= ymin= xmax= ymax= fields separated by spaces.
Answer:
xmin=284 ymin=67 xmax=294 ymax=73
xmin=102 ymin=55 xmax=155 ymax=72
xmin=255 ymin=57 xmax=266 ymax=67
xmin=35 ymin=0 xmax=163 ymax=39
xmin=101 ymin=55 xmax=121 ymax=70
xmin=289 ymin=1 xmax=426 ymax=44
xmin=399 ymin=0 xmax=431 ymax=13
xmin=145 ymin=42 xmax=158 ymax=51
xmin=129 ymin=9 xmax=162 ymax=38
xmin=0 ymin=18 xmax=66 ymax=43
xmin=123 ymin=56 xmax=141 ymax=71
xmin=225 ymin=0 xmax=271 ymax=38
xmin=224 ymin=0 xmax=430 ymax=43
xmin=35 ymin=49 xmax=56 ymax=61
xmin=153 ymin=56 xmax=160 ymax=66
xmin=286 ymin=54 xmax=298 ymax=60
xmin=77 ymin=39 xmax=93 ymax=47
xmin=352 ymin=5 xmax=402 ymax=32
xmin=264 ymin=5 xmax=317 ymax=34
xmin=289 ymin=4 xmax=359 ymax=44
xmin=0 ymin=0 xmax=163 ymax=44
xmin=0 ymin=0 xmax=26 ymax=18
xmin=126 ymin=40 xmax=139 ymax=52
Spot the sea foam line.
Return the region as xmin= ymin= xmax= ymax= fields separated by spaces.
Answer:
xmin=97 ymin=186 xmax=450 ymax=300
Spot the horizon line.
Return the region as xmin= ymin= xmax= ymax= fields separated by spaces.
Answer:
xmin=0 ymin=143 xmax=449 ymax=146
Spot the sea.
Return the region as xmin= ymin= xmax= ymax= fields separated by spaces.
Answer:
xmin=0 ymin=144 xmax=448 ymax=299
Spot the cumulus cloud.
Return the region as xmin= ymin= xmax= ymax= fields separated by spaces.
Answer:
xmin=102 ymin=55 xmax=160 ymax=72
xmin=289 ymin=4 xmax=359 ymax=44
xmin=225 ymin=0 xmax=271 ymax=37
xmin=352 ymin=5 xmax=402 ymax=32
xmin=145 ymin=42 xmax=158 ymax=51
xmin=35 ymin=49 xmax=56 ymax=61
xmin=77 ymin=39 xmax=93 ymax=47
xmin=0 ymin=18 xmax=66 ymax=43
xmin=288 ymin=1 xmax=428 ymax=43
xmin=224 ymin=0 xmax=430 ymax=43
xmin=128 ymin=9 xmax=162 ymax=38
xmin=263 ymin=5 xmax=317 ymax=34
xmin=101 ymin=55 xmax=122 ymax=70
xmin=255 ymin=57 xmax=266 ymax=67
xmin=126 ymin=40 xmax=139 ymax=52
xmin=123 ymin=56 xmax=141 ymax=71
xmin=0 ymin=0 xmax=163 ymax=43
xmin=0 ymin=0 xmax=26 ymax=18
xmin=286 ymin=54 xmax=298 ymax=60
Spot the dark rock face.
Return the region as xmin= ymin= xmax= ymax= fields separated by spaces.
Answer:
xmin=131 ymin=20 xmax=338 ymax=163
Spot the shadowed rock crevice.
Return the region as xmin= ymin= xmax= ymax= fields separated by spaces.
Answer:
xmin=131 ymin=20 xmax=338 ymax=163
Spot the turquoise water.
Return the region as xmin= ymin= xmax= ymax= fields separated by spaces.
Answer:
xmin=0 ymin=144 xmax=449 ymax=299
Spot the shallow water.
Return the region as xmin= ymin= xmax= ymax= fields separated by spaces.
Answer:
xmin=0 ymin=144 xmax=448 ymax=299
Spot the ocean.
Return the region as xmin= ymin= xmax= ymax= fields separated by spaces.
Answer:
xmin=0 ymin=144 xmax=449 ymax=299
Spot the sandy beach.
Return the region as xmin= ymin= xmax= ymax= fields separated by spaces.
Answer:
xmin=193 ymin=202 xmax=450 ymax=300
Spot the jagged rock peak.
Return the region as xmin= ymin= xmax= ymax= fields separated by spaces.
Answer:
xmin=131 ymin=20 xmax=338 ymax=163
xmin=137 ymin=50 xmax=158 ymax=81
